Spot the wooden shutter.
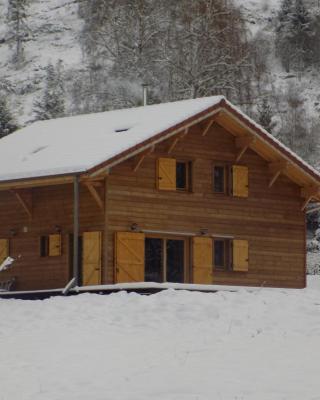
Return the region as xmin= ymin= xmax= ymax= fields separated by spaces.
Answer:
xmin=49 ymin=234 xmax=62 ymax=256
xmin=115 ymin=232 xmax=145 ymax=283
xmin=0 ymin=239 xmax=9 ymax=264
xmin=157 ymin=158 xmax=176 ymax=190
xmin=233 ymin=240 xmax=249 ymax=272
xmin=192 ymin=237 xmax=213 ymax=284
xmin=232 ymin=165 xmax=249 ymax=197
xmin=82 ymin=231 xmax=102 ymax=286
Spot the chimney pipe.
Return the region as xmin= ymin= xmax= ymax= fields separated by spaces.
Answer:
xmin=142 ymin=84 xmax=148 ymax=106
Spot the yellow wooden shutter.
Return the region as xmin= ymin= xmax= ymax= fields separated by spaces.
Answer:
xmin=157 ymin=158 xmax=176 ymax=190
xmin=233 ymin=240 xmax=249 ymax=272
xmin=82 ymin=231 xmax=102 ymax=286
xmin=232 ymin=165 xmax=249 ymax=197
xmin=0 ymin=239 xmax=9 ymax=264
xmin=115 ymin=232 xmax=145 ymax=283
xmin=49 ymin=234 xmax=62 ymax=257
xmin=192 ymin=237 xmax=213 ymax=284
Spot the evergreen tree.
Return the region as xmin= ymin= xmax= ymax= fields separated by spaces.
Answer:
xmin=33 ymin=62 xmax=65 ymax=121
xmin=290 ymin=0 xmax=313 ymax=72
xmin=7 ymin=0 xmax=29 ymax=66
xmin=258 ymin=98 xmax=274 ymax=133
xmin=0 ymin=96 xmax=18 ymax=137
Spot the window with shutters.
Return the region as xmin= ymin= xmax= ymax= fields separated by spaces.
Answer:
xmin=40 ymin=234 xmax=62 ymax=257
xmin=157 ymin=158 xmax=192 ymax=192
xmin=213 ymin=238 xmax=231 ymax=271
xmin=213 ymin=165 xmax=229 ymax=194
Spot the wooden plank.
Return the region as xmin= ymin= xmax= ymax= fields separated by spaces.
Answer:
xmin=157 ymin=158 xmax=176 ymax=191
xmin=82 ymin=231 xmax=102 ymax=286
xmin=233 ymin=240 xmax=249 ymax=272
xmin=232 ymin=165 xmax=249 ymax=198
xmin=192 ymin=237 xmax=213 ymax=284
xmin=49 ymin=234 xmax=62 ymax=257
xmin=115 ymin=232 xmax=145 ymax=283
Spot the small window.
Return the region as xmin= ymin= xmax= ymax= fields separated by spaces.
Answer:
xmin=214 ymin=239 xmax=231 ymax=270
xmin=176 ymin=162 xmax=187 ymax=190
xmin=213 ymin=165 xmax=227 ymax=194
xmin=40 ymin=234 xmax=62 ymax=257
xmin=40 ymin=236 xmax=49 ymax=257
xmin=176 ymin=161 xmax=192 ymax=191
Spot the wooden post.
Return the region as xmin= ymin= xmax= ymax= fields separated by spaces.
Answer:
xmin=73 ymin=175 xmax=80 ymax=286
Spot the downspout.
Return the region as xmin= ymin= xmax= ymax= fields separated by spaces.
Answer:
xmin=73 ymin=175 xmax=80 ymax=286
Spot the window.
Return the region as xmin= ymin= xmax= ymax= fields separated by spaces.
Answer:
xmin=176 ymin=161 xmax=191 ymax=191
xmin=40 ymin=234 xmax=62 ymax=257
xmin=157 ymin=158 xmax=192 ymax=192
xmin=213 ymin=165 xmax=227 ymax=194
xmin=145 ymin=237 xmax=185 ymax=283
xmin=214 ymin=239 xmax=231 ymax=270
xmin=40 ymin=236 xmax=49 ymax=257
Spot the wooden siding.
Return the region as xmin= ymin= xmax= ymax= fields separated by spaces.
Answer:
xmin=0 ymin=120 xmax=306 ymax=290
xmin=106 ymin=121 xmax=306 ymax=289
xmin=0 ymin=184 xmax=105 ymax=290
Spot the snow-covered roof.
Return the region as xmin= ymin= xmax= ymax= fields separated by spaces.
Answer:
xmin=0 ymin=96 xmax=224 ymax=182
xmin=0 ymin=95 xmax=319 ymax=186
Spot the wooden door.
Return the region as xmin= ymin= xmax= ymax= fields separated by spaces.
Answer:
xmin=115 ymin=232 xmax=145 ymax=283
xmin=192 ymin=237 xmax=213 ymax=284
xmin=82 ymin=231 xmax=102 ymax=286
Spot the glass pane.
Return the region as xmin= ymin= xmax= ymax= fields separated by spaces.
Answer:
xmin=214 ymin=240 xmax=225 ymax=268
xmin=166 ymin=239 xmax=184 ymax=283
xmin=145 ymin=238 xmax=163 ymax=282
xmin=214 ymin=166 xmax=225 ymax=193
xmin=176 ymin=162 xmax=187 ymax=190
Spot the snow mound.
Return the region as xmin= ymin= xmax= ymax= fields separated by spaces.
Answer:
xmin=1 ymin=281 xmax=320 ymax=399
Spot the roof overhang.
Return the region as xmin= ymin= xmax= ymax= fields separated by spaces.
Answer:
xmin=0 ymin=98 xmax=319 ymax=206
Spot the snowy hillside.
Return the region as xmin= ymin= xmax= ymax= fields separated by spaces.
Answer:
xmin=1 ymin=281 xmax=320 ymax=399
xmin=0 ymin=0 xmax=83 ymax=124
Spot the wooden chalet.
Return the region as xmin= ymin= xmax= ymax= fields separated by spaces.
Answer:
xmin=0 ymin=96 xmax=319 ymax=293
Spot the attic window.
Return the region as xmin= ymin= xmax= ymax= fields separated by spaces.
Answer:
xmin=115 ymin=128 xmax=130 ymax=133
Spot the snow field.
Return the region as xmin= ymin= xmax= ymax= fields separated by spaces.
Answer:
xmin=1 ymin=280 xmax=320 ymax=399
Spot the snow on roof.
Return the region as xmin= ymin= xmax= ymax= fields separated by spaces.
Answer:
xmin=0 ymin=95 xmax=319 ymax=184
xmin=0 ymin=96 xmax=224 ymax=182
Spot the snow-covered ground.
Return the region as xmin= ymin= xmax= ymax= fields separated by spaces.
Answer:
xmin=1 ymin=277 xmax=320 ymax=400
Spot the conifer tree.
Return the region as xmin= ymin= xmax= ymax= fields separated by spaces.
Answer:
xmin=258 ymin=98 xmax=274 ymax=133
xmin=33 ymin=62 xmax=65 ymax=121
xmin=0 ymin=97 xmax=17 ymax=137
xmin=7 ymin=0 xmax=29 ymax=66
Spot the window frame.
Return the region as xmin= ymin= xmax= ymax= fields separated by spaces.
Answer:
xmin=176 ymin=160 xmax=192 ymax=192
xmin=212 ymin=163 xmax=230 ymax=195
xmin=40 ymin=234 xmax=62 ymax=257
xmin=213 ymin=237 xmax=232 ymax=271
xmin=144 ymin=234 xmax=189 ymax=282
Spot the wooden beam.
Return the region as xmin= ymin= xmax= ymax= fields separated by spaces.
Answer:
xmin=12 ymin=189 xmax=32 ymax=220
xmin=235 ymin=136 xmax=256 ymax=162
xmin=0 ymin=176 xmax=74 ymax=191
xmin=268 ymin=161 xmax=288 ymax=188
xmin=202 ymin=119 xmax=214 ymax=136
xmin=301 ymin=185 xmax=320 ymax=211
xmin=133 ymin=146 xmax=155 ymax=172
xmin=85 ymin=182 xmax=104 ymax=212
xmin=301 ymin=185 xmax=320 ymax=199
xmin=168 ymin=129 xmax=188 ymax=154
xmin=301 ymin=196 xmax=313 ymax=211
